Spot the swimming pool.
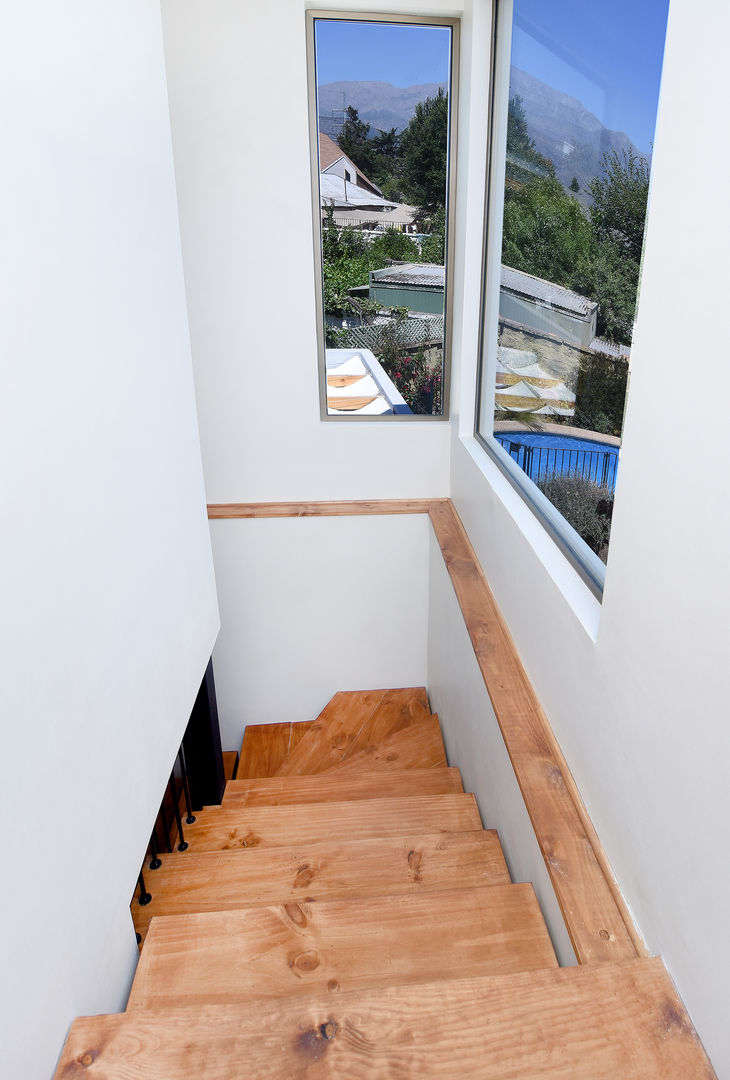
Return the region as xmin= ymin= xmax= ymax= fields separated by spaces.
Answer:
xmin=494 ymin=430 xmax=620 ymax=492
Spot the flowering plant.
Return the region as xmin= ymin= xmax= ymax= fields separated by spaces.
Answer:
xmin=386 ymin=350 xmax=443 ymax=415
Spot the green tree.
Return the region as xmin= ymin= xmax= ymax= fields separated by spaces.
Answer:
xmin=321 ymin=206 xmax=375 ymax=315
xmin=420 ymin=206 xmax=446 ymax=263
xmin=502 ymin=176 xmax=594 ymax=286
xmin=399 ymin=89 xmax=449 ymax=212
xmin=370 ymin=228 xmax=420 ymax=264
xmin=571 ymin=241 xmax=639 ymax=345
xmin=368 ymin=126 xmax=403 ymax=196
xmin=569 ymin=176 xmax=580 ymax=193
xmin=506 ymin=95 xmax=554 ymax=182
xmin=337 ymin=105 xmax=375 ymax=176
xmin=588 ymin=149 xmax=649 ymax=263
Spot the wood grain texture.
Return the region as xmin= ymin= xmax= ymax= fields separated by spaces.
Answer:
xmin=222 ymin=767 xmax=463 ymax=807
xmin=428 ymin=499 xmax=643 ymax=964
xmin=323 ymin=714 xmax=446 ymax=774
xmin=327 ymin=395 xmax=379 ymax=411
xmin=207 ymin=499 xmax=442 ymax=519
xmin=179 ymin=793 xmax=482 ymax=853
xmin=326 ymin=374 xmax=364 ymax=387
xmin=274 ymin=691 xmax=384 ymax=776
xmin=127 ymin=884 xmax=557 ymax=1010
xmin=288 ymin=721 xmax=313 ymax=755
xmin=56 ymin=959 xmax=717 ymax=1080
xmin=221 ymin=751 xmax=238 ymax=781
xmin=131 ymin=830 xmax=510 ymax=942
xmin=275 ymin=689 xmax=430 ymax=776
xmin=237 ymin=722 xmax=292 ymax=779
xmin=341 ymin=687 xmax=431 ymax=760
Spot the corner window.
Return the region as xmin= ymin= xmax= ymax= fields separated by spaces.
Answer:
xmin=476 ymin=0 xmax=668 ymax=593
xmin=307 ymin=13 xmax=458 ymax=418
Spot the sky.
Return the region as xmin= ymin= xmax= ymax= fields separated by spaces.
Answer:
xmin=511 ymin=0 xmax=670 ymax=153
xmin=315 ymin=20 xmax=452 ymax=88
xmin=315 ymin=2 xmax=669 ymax=154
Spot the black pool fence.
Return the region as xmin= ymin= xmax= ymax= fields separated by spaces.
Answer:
xmin=495 ymin=436 xmax=619 ymax=493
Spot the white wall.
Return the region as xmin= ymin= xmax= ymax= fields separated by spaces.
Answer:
xmin=0 ymin=4 xmax=219 ymax=1078
xmin=427 ymin=532 xmax=576 ymax=965
xmin=449 ymin=0 xmax=730 ymax=1072
xmin=160 ymin=0 xmax=457 ymax=504
xmin=210 ymin=515 xmax=430 ymax=749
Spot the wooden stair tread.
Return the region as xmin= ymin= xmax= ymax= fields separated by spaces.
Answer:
xmin=287 ymin=720 xmax=312 ymax=755
xmin=180 ymin=793 xmax=481 ymax=852
xmin=274 ymin=687 xmax=429 ymax=776
xmin=128 ymin=883 xmax=557 ymax=1010
xmin=236 ymin=722 xmax=291 ymax=779
xmin=274 ymin=690 xmax=381 ymax=776
xmin=131 ymin=830 xmax=510 ymax=941
xmin=57 ymin=958 xmax=716 ymax=1079
xmin=221 ymin=750 xmax=238 ymax=781
xmin=222 ymin=767 xmax=463 ymax=806
xmin=236 ymin=721 xmax=316 ymax=779
xmin=339 ymin=687 xmax=432 ymax=761
xmin=323 ymin=713 xmax=447 ymax=774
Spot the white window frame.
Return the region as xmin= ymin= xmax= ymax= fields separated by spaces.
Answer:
xmin=474 ymin=0 xmax=609 ymax=598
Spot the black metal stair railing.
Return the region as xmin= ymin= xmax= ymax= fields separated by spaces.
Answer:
xmin=133 ymin=659 xmax=224 ymax=935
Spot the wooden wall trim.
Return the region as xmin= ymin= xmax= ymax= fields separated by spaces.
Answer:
xmin=207 ymin=499 xmax=443 ymax=519
xmin=207 ymin=496 xmax=645 ymax=964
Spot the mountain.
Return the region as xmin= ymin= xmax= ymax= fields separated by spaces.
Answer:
xmin=509 ymin=67 xmax=648 ymax=200
xmin=317 ymin=72 xmax=648 ymax=200
xmin=317 ymin=80 xmax=446 ymax=136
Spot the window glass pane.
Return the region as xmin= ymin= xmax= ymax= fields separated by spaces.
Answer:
xmin=311 ymin=16 xmax=455 ymax=417
xmin=478 ymin=0 xmax=668 ymax=577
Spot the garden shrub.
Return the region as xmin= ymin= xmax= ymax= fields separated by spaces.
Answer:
xmin=537 ymin=473 xmax=613 ymax=562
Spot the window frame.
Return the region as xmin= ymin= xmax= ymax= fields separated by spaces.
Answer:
xmin=306 ymin=9 xmax=460 ymax=422
xmin=473 ymin=0 xmax=612 ymax=599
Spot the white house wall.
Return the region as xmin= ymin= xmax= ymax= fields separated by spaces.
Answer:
xmin=1 ymin=4 xmax=219 ymax=1078
xmin=210 ymin=515 xmax=430 ymax=750
xmin=160 ymin=0 xmax=457 ymax=504
xmin=450 ymin=0 xmax=730 ymax=1073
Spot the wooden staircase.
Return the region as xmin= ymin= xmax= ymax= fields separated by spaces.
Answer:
xmin=55 ymin=688 xmax=714 ymax=1078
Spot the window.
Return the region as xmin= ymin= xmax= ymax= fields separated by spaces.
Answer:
xmin=307 ymin=12 xmax=458 ymax=418
xmin=476 ymin=0 xmax=668 ymax=593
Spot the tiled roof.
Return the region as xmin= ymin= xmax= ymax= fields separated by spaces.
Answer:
xmin=319 ymin=132 xmax=345 ymax=170
xmin=371 ymin=263 xmax=445 ymax=288
xmin=320 ymin=174 xmax=398 ymax=210
xmin=318 ymin=132 xmax=381 ymax=195
xmin=501 ymin=265 xmax=597 ymax=318
xmin=590 ymin=337 xmax=631 ymax=360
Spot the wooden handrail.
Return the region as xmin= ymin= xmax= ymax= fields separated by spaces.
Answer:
xmin=207 ymin=497 xmax=645 ymax=964
xmin=207 ymin=499 xmax=440 ymax=519
xmin=427 ymin=500 xmax=645 ymax=964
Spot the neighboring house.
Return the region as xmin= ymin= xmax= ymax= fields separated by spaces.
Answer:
xmin=319 ymin=170 xmax=398 ymax=211
xmin=319 ymin=131 xmax=417 ymax=228
xmin=499 ymin=265 xmax=598 ymax=348
xmin=369 ymin=262 xmax=446 ymax=314
xmin=367 ymin=263 xmax=599 ymax=345
xmin=318 ymin=131 xmax=383 ymax=196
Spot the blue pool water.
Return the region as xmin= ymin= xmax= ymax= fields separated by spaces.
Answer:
xmin=494 ymin=431 xmax=620 ymax=492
